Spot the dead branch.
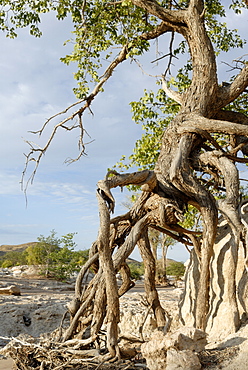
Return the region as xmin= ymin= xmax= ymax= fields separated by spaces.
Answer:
xmin=217 ymin=63 xmax=248 ymax=108
xmin=179 ymin=114 xmax=248 ymax=137
xmin=161 ymin=75 xmax=183 ymax=104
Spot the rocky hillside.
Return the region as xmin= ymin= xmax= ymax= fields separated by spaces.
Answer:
xmin=0 ymin=242 xmax=37 ymax=257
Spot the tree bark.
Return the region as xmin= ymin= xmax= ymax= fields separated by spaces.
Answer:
xmin=138 ymin=231 xmax=167 ymax=329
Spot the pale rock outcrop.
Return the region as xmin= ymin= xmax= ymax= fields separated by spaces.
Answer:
xmin=118 ymin=291 xmax=180 ymax=339
xmin=170 ymin=326 xmax=207 ymax=352
xmin=119 ymin=308 xmax=157 ymax=340
xmin=141 ymin=327 xmax=206 ymax=370
xmin=180 ymin=206 xmax=248 ymax=341
xmin=0 ymin=294 xmax=72 ymax=348
xmin=166 ymin=348 xmax=201 ymax=370
xmin=141 ymin=331 xmax=168 ymax=370
xmin=224 ymin=339 xmax=248 ymax=370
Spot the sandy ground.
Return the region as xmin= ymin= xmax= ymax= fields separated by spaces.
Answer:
xmin=0 ymin=275 xmax=74 ymax=370
xmin=0 ymin=357 xmax=14 ymax=370
xmin=0 ymin=276 xmax=147 ymax=369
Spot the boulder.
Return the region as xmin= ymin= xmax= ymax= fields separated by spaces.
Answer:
xmin=141 ymin=331 xmax=168 ymax=370
xmin=167 ymin=348 xmax=201 ymax=370
xmin=141 ymin=327 xmax=206 ymax=370
xmin=170 ymin=327 xmax=207 ymax=352
xmin=0 ymin=285 xmax=21 ymax=296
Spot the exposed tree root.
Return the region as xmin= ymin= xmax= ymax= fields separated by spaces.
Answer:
xmin=0 ymin=335 xmax=146 ymax=370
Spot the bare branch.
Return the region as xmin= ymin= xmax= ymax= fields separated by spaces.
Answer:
xmin=217 ymin=63 xmax=248 ymax=109
xmin=161 ymin=75 xmax=183 ymax=104
xmin=21 ymin=44 xmax=130 ymax=190
xmin=131 ymin=0 xmax=187 ymax=26
xmin=164 ymin=30 xmax=176 ymax=76
xmin=151 ymin=52 xmax=171 ymax=63
xmin=221 ymin=55 xmax=248 ymax=74
xmin=179 ymin=113 xmax=248 ymax=137
xmin=28 ymin=99 xmax=88 ymax=136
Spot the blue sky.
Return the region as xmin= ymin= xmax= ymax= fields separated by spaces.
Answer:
xmin=0 ymin=8 xmax=247 ymax=262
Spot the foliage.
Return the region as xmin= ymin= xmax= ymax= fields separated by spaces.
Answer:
xmin=166 ymin=261 xmax=185 ymax=279
xmin=0 ymin=249 xmax=28 ymax=267
xmin=1 ymin=259 xmax=14 ymax=268
xmin=26 ymin=230 xmax=61 ymax=266
xmin=116 ymin=89 xmax=180 ymax=171
xmin=128 ymin=262 xmax=144 ymax=280
xmin=0 ymin=231 xmax=89 ymax=281
xmin=72 ymin=249 xmax=89 ymax=265
xmin=180 ymin=205 xmax=201 ymax=230
xmin=27 ymin=230 xmax=79 ymax=280
xmin=0 ymin=1 xmax=246 ymax=98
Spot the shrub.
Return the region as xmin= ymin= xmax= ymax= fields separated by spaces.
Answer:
xmin=166 ymin=261 xmax=185 ymax=279
xmin=0 ymin=250 xmax=28 ymax=267
xmin=128 ymin=262 xmax=144 ymax=280
xmin=1 ymin=260 xmax=13 ymax=268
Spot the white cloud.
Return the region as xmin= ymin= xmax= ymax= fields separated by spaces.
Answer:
xmin=0 ymin=172 xmax=22 ymax=196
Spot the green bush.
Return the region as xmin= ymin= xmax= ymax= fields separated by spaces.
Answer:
xmin=72 ymin=249 xmax=89 ymax=266
xmin=166 ymin=261 xmax=185 ymax=279
xmin=27 ymin=231 xmax=88 ymax=281
xmin=128 ymin=262 xmax=144 ymax=280
xmin=1 ymin=260 xmax=14 ymax=268
xmin=0 ymin=250 xmax=28 ymax=267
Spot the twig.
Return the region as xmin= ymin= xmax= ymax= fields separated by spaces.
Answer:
xmin=164 ymin=31 xmax=175 ymax=76
xmin=21 ymin=43 xmax=130 ymax=193
xmin=138 ymin=303 xmax=153 ymax=342
xmin=52 ymin=355 xmax=76 ymax=370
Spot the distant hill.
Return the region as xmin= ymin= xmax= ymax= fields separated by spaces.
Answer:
xmin=0 ymin=242 xmax=37 ymax=257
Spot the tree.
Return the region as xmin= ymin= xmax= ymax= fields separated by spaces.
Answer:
xmin=1 ymin=0 xmax=248 ymax=365
xmin=26 ymin=230 xmax=81 ymax=280
xmin=128 ymin=261 xmax=145 ymax=280
xmin=26 ymin=230 xmax=61 ymax=277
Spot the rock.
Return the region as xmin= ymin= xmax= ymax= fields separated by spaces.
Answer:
xmin=180 ymin=208 xmax=248 ymax=341
xmin=141 ymin=331 xmax=167 ymax=370
xmin=223 ymin=339 xmax=248 ymax=369
xmin=166 ymin=348 xmax=201 ymax=370
xmin=0 ymin=285 xmax=21 ymax=296
xmin=170 ymin=327 xmax=207 ymax=352
xmin=141 ymin=327 xmax=205 ymax=370
xmin=119 ymin=307 xmax=157 ymax=340
xmin=0 ymin=294 xmax=72 ymax=343
xmin=20 ymin=265 xmax=40 ymax=277
xmin=119 ymin=346 xmax=137 ymax=359
xmin=118 ymin=290 xmax=180 ymax=340
xmin=0 ymin=268 xmax=12 ymax=277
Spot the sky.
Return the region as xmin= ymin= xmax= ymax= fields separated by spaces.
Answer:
xmin=0 ymin=6 xmax=248 ymax=263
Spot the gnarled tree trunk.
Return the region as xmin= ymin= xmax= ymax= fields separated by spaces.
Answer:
xmin=61 ymin=0 xmax=248 ymax=360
